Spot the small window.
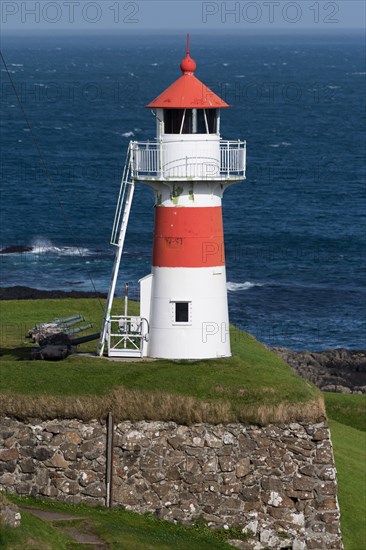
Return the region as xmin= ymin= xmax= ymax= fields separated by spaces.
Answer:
xmin=182 ymin=110 xmax=192 ymax=133
xmin=207 ymin=109 xmax=217 ymax=133
xmin=196 ymin=110 xmax=206 ymax=133
xmin=164 ymin=109 xmax=192 ymax=134
xmin=164 ymin=109 xmax=184 ymax=134
xmin=175 ymin=302 xmax=189 ymax=323
xmin=192 ymin=109 xmax=217 ymax=134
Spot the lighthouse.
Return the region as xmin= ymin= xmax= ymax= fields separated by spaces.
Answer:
xmin=98 ymin=36 xmax=246 ymax=359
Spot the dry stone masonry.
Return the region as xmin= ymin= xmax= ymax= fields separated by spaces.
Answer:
xmin=0 ymin=417 xmax=343 ymax=549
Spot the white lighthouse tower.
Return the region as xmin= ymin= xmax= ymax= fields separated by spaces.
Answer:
xmin=98 ymin=36 xmax=246 ymax=359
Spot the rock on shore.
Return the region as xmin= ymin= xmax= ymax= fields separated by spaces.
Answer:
xmin=273 ymin=348 xmax=366 ymax=394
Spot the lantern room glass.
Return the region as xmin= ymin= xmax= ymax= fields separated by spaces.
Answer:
xmin=164 ymin=109 xmax=218 ymax=134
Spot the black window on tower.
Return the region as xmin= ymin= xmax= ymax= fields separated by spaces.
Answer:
xmin=175 ymin=302 xmax=189 ymax=323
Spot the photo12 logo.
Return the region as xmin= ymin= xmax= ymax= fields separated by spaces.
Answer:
xmin=2 ymin=1 xmax=140 ymax=25
xmin=202 ymin=1 xmax=340 ymax=25
xmin=1 ymin=80 xmax=140 ymax=106
xmin=202 ymin=322 xmax=231 ymax=343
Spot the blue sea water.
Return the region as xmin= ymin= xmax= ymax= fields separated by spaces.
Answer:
xmin=1 ymin=31 xmax=365 ymax=350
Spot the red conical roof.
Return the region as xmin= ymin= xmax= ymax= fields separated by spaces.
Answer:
xmin=146 ymin=35 xmax=229 ymax=110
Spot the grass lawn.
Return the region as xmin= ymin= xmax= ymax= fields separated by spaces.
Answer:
xmin=323 ymin=392 xmax=366 ymax=432
xmin=325 ymin=393 xmax=366 ymax=550
xmin=1 ymin=495 xmax=239 ymax=550
xmin=0 ymin=298 xmax=321 ymax=425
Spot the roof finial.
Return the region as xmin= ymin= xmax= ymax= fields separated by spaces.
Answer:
xmin=180 ymin=32 xmax=196 ymax=75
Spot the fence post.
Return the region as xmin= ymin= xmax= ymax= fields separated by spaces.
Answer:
xmin=227 ymin=141 xmax=230 ymax=178
xmin=106 ymin=411 xmax=114 ymax=508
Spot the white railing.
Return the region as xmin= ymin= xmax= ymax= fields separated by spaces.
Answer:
xmin=221 ymin=140 xmax=246 ymax=177
xmin=130 ymin=139 xmax=246 ymax=180
xmin=133 ymin=143 xmax=160 ymax=174
xmin=107 ymin=315 xmax=149 ymax=358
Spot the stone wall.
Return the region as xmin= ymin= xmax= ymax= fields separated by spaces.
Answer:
xmin=0 ymin=417 xmax=343 ymax=550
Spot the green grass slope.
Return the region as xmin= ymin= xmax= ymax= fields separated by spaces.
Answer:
xmin=324 ymin=393 xmax=366 ymax=432
xmin=0 ymin=298 xmax=322 ymax=425
xmin=325 ymin=393 xmax=366 ymax=550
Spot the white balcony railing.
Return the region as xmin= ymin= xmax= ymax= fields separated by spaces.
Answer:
xmin=130 ymin=139 xmax=246 ymax=181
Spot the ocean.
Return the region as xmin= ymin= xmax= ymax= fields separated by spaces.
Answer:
xmin=1 ymin=31 xmax=365 ymax=351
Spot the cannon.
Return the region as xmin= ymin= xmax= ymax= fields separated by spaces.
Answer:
xmin=31 ymin=332 xmax=100 ymax=361
xmin=28 ymin=314 xmax=88 ymax=344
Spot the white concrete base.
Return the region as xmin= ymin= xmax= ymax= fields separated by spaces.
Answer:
xmin=141 ymin=266 xmax=231 ymax=359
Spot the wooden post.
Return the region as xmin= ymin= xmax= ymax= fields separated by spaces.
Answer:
xmin=106 ymin=412 xmax=114 ymax=508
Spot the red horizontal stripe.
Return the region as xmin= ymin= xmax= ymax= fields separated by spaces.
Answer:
xmin=152 ymin=206 xmax=225 ymax=267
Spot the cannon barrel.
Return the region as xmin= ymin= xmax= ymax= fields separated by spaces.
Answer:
xmin=56 ymin=314 xmax=84 ymax=324
xmin=65 ymin=323 xmax=93 ymax=335
xmin=35 ymin=314 xmax=83 ymax=329
xmin=61 ymin=316 xmax=86 ymax=328
xmin=70 ymin=332 xmax=101 ymax=346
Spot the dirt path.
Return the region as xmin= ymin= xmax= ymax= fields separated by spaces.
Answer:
xmin=21 ymin=507 xmax=86 ymax=521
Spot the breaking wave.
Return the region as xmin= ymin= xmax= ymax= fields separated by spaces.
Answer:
xmin=1 ymin=238 xmax=92 ymax=256
xmin=226 ymin=281 xmax=263 ymax=292
xmin=31 ymin=238 xmax=92 ymax=255
xmin=269 ymin=142 xmax=292 ymax=148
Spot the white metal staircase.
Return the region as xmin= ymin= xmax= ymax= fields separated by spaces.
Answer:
xmin=98 ymin=144 xmax=147 ymax=358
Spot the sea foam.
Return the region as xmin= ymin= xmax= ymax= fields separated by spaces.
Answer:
xmin=227 ymin=281 xmax=263 ymax=292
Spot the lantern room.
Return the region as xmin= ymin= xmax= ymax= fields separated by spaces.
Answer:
xmin=128 ymin=38 xmax=246 ymax=182
xmin=147 ymin=39 xmax=228 ymax=139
